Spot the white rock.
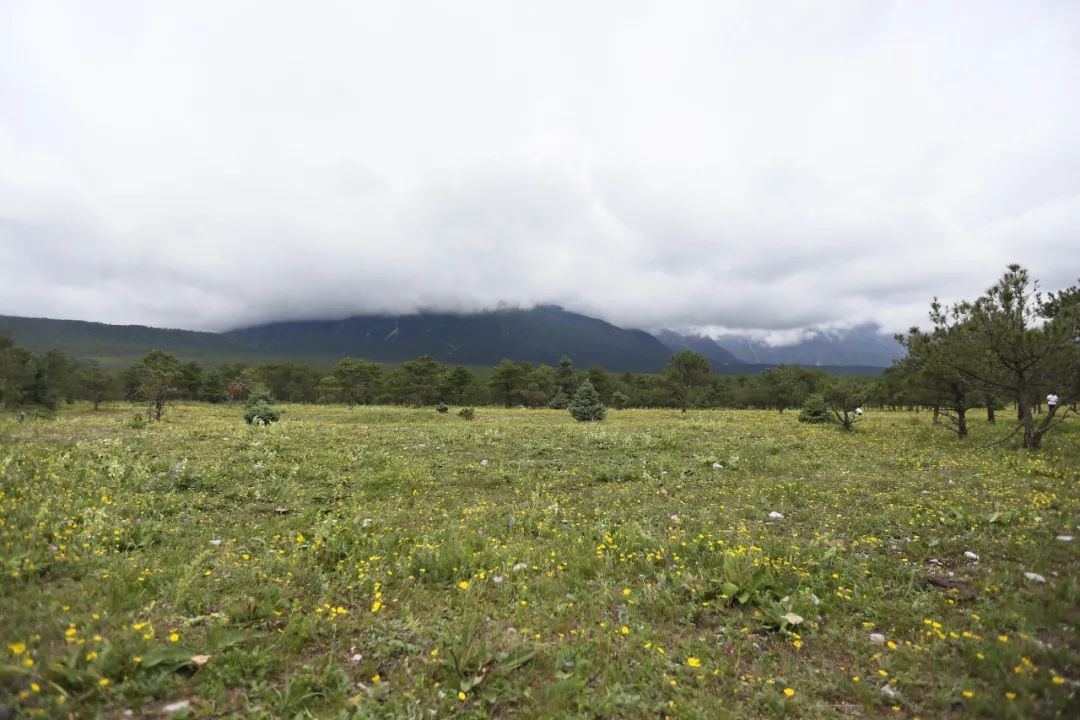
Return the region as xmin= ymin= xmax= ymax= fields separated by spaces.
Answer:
xmin=869 ymin=633 xmax=885 ymax=644
xmin=162 ymin=700 xmax=191 ymax=713
xmin=1023 ymin=572 xmax=1047 ymax=583
xmin=712 ymin=462 xmax=723 ymax=469
xmin=210 ymin=538 xmax=222 ymax=546
xmin=512 ymin=562 xmax=527 ymax=572
xmin=669 ymin=514 xmax=679 ymax=523
xmin=492 ymin=575 xmax=504 ymax=584
xmin=1055 ymin=535 xmax=1074 ymax=542
xmin=350 ymin=653 xmax=363 ymax=663
xmin=768 ymin=511 xmax=785 ymax=520
xmin=964 ymin=551 xmax=979 ymax=561
xmin=480 ymin=459 xmax=489 ymax=466
xmin=880 ymin=685 xmax=900 ymax=700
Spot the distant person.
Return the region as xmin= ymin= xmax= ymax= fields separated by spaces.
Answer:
xmin=1047 ymin=392 xmax=1059 ymax=412
xmin=854 ymin=406 xmax=863 ymax=416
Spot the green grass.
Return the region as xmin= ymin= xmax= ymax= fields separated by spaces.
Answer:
xmin=1 ymin=405 xmax=1077 ymax=718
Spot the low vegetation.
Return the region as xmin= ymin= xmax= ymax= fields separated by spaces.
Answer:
xmin=2 ymin=404 xmax=1077 ymax=718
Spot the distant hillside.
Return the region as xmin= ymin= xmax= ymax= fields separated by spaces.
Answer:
xmin=655 ymin=331 xmax=742 ymax=367
xmin=713 ymin=323 xmax=903 ymax=367
xmin=0 ymin=314 xmax=258 ymax=367
xmin=226 ymin=306 xmax=674 ymax=372
xmin=1 ymin=311 xmax=893 ymax=375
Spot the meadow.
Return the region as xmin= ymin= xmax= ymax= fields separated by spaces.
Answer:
xmin=1 ymin=404 xmax=1077 ymax=719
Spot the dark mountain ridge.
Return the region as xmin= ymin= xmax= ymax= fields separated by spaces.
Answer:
xmin=226 ymin=306 xmax=673 ymax=372
xmin=1 ymin=308 xmax=897 ymax=374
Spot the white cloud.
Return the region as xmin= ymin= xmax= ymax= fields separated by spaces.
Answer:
xmin=1 ymin=0 xmax=1078 ymax=335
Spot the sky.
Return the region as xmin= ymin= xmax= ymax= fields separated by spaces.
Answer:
xmin=2 ymin=1 xmax=1079 ymax=343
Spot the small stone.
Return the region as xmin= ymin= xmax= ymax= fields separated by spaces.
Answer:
xmin=480 ymin=459 xmax=489 ymax=466
xmin=1055 ymin=535 xmax=1073 ymax=542
xmin=880 ymin=685 xmax=900 ymax=700
xmin=512 ymin=562 xmax=527 ymax=572
xmin=712 ymin=462 xmax=723 ymax=469
xmin=492 ymin=575 xmax=504 ymax=584
xmin=869 ymin=633 xmax=885 ymax=644
xmin=768 ymin=511 xmax=785 ymax=520
xmin=162 ymin=700 xmax=191 ymax=713
xmin=1023 ymin=572 xmax=1047 ymax=583
xmin=964 ymin=551 xmax=979 ymax=561
xmin=350 ymin=653 xmax=363 ymax=663
xmin=210 ymin=539 xmax=222 ymax=546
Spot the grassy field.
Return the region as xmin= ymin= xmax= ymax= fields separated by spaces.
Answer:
xmin=1 ymin=405 xmax=1078 ymax=719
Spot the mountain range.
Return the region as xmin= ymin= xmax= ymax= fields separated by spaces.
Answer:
xmin=0 ymin=307 xmax=902 ymax=374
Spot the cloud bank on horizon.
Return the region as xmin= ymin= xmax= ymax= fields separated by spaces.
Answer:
xmin=2 ymin=1 xmax=1079 ymax=343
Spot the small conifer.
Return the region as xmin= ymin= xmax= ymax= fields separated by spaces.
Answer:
xmin=569 ymin=380 xmax=607 ymax=422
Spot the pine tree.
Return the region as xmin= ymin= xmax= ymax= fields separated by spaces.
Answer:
xmin=548 ymin=390 xmax=569 ymax=409
xmin=569 ymin=380 xmax=607 ymax=422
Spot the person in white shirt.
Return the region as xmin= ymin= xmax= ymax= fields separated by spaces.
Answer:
xmin=1047 ymin=393 xmax=1059 ymax=411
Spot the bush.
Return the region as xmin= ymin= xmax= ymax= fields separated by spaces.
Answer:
xmin=611 ymin=391 xmax=630 ymax=409
xmin=797 ymin=394 xmax=835 ymax=424
xmin=435 ymin=403 xmax=449 ymax=414
xmin=569 ymin=380 xmax=607 ymax=422
xmin=548 ymin=391 xmax=569 ymax=409
xmin=244 ymin=391 xmax=281 ymax=425
xmin=458 ymin=407 xmax=476 ymax=420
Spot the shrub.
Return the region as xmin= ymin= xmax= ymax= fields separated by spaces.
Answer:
xmin=611 ymin=391 xmax=630 ymax=409
xmin=797 ymin=394 xmax=835 ymax=424
xmin=458 ymin=407 xmax=476 ymax=420
xmin=245 ymin=401 xmax=281 ymax=425
xmin=569 ymin=380 xmax=607 ymax=422
xmin=548 ymin=391 xmax=569 ymax=409
xmin=244 ymin=390 xmax=281 ymax=425
xmin=435 ymin=403 xmax=449 ymax=414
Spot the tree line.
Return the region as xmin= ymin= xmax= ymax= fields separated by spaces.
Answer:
xmin=0 ymin=336 xmax=876 ymax=416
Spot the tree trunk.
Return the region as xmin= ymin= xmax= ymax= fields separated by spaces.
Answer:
xmin=956 ymin=406 xmax=967 ymax=438
xmin=1020 ymin=402 xmax=1037 ymax=449
xmin=986 ymin=399 xmax=995 ymax=424
xmin=1030 ymin=405 xmax=1059 ymax=450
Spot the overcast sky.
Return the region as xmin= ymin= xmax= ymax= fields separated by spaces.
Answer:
xmin=2 ymin=1 xmax=1079 ymax=342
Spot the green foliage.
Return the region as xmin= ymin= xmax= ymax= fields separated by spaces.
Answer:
xmin=759 ymin=365 xmax=814 ymax=413
xmin=435 ymin=402 xmax=449 ymax=414
xmin=76 ymin=362 xmax=116 ymax=410
xmin=797 ymin=394 xmax=835 ymax=424
xmin=911 ymin=265 xmax=1079 ymax=448
xmin=244 ymin=401 xmax=281 ymax=425
xmin=458 ymin=406 xmax=476 ymax=420
xmin=548 ymin=390 xmax=569 ymax=409
xmin=821 ymin=376 xmax=868 ymax=431
xmin=489 ymin=359 xmax=526 ymax=408
xmin=664 ymin=350 xmax=712 ymax=411
xmin=569 ymin=379 xmax=607 ymax=422
xmin=610 ymin=390 xmax=630 ymax=409
xmin=131 ymin=349 xmax=184 ymax=421
xmin=243 ymin=388 xmax=281 ymax=425
xmin=319 ymin=357 xmax=383 ymax=407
